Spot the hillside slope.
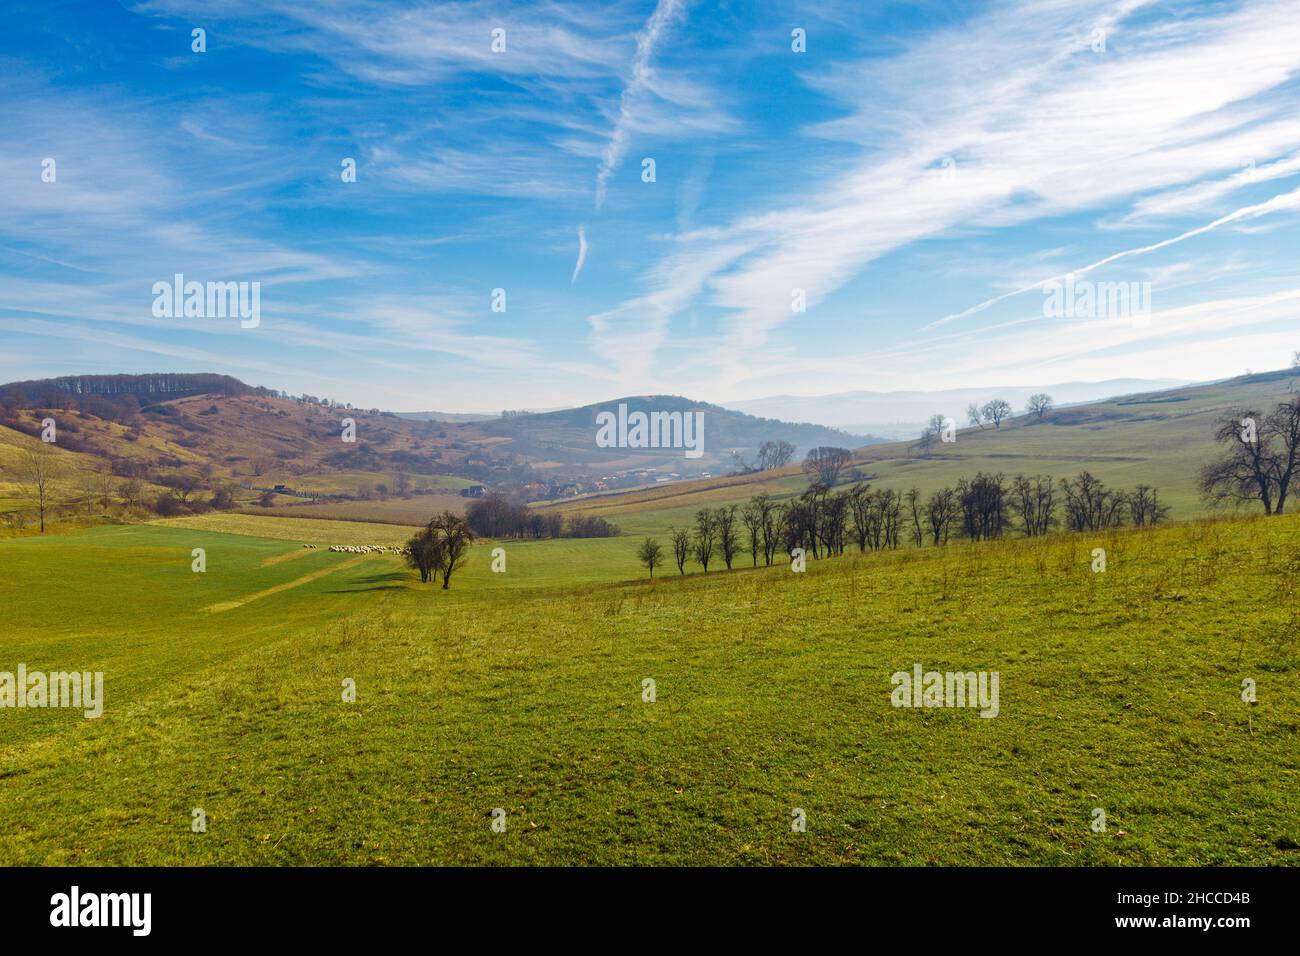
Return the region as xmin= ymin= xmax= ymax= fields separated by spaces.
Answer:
xmin=0 ymin=375 xmax=884 ymax=526
xmin=474 ymin=395 xmax=866 ymax=474
xmin=552 ymin=369 xmax=1300 ymax=531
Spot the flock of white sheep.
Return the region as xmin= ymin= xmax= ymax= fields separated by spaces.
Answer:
xmin=314 ymin=543 xmax=410 ymax=555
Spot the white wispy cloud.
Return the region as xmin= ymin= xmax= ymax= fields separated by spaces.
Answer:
xmin=571 ymin=226 xmax=588 ymax=283
xmin=594 ymin=0 xmax=687 ymax=208
xmin=594 ymin=0 xmax=1300 ymax=391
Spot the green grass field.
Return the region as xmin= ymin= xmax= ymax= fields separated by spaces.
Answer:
xmin=1 ymin=509 xmax=1296 ymax=865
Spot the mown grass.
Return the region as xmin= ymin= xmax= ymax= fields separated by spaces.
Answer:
xmin=242 ymin=494 xmax=467 ymax=525
xmin=149 ymin=513 xmax=419 ymax=546
xmin=1 ymin=511 xmax=1296 ymax=865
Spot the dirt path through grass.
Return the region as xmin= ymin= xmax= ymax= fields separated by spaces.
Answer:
xmin=259 ymin=548 xmax=316 ymax=568
xmin=205 ymin=554 xmax=373 ymax=613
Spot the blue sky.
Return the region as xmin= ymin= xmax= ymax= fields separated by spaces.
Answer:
xmin=2 ymin=0 xmax=1299 ymax=412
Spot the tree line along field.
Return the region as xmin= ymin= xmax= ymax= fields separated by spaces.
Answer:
xmin=0 ymin=510 xmax=1296 ymax=865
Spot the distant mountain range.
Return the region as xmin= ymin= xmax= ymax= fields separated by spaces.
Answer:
xmin=722 ymin=378 xmax=1192 ymax=440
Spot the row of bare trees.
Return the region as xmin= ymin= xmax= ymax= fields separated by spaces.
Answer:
xmin=640 ymin=470 xmax=1170 ymax=577
xmin=949 ymin=395 xmax=1058 ymax=436
xmin=918 ymin=396 xmax=1055 ymax=450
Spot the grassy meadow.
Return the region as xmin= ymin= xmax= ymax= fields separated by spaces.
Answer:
xmin=1 ymin=507 xmax=1297 ymax=865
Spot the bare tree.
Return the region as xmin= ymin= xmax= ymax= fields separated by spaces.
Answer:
xmin=1009 ymin=474 xmax=1057 ymax=536
xmin=740 ymin=500 xmax=762 ymax=566
xmin=759 ymin=497 xmax=782 ymax=566
xmin=670 ymin=527 xmax=690 ymax=575
xmin=1027 ymin=394 xmax=1054 ymax=418
xmin=717 ymin=505 xmax=741 ymax=569
xmin=78 ymin=463 xmax=107 ymax=515
xmin=17 ymin=443 xmax=60 ymax=533
xmin=846 ymin=483 xmax=872 ymax=552
xmin=1128 ymin=485 xmax=1170 ymax=526
xmin=427 ymin=511 xmax=474 ymax=588
xmin=925 ymin=487 xmax=958 ymax=545
xmin=405 ymin=527 xmax=444 ymax=584
xmin=980 ymin=399 xmax=1012 ymax=429
xmin=692 ymin=508 xmax=716 ymax=572
xmin=727 ymin=451 xmax=756 ymax=476
xmin=967 ymin=403 xmax=985 ymax=430
xmin=757 ymin=440 xmax=795 ymax=471
xmin=957 ymin=473 xmax=1009 ymax=540
xmin=637 ymin=538 xmax=664 ymax=578
xmin=802 ymin=446 xmax=852 ymax=487
xmin=1060 ymin=471 xmax=1127 ymax=530
xmin=1261 ymin=397 xmax=1299 ymax=513
xmin=788 ymin=483 xmax=830 ymax=557
xmin=819 ymin=490 xmax=851 ymax=555
xmin=1200 ymin=398 xmax=1300 ymax=514
xmin=918 ymin=414 xmax=947 ymax=451
xmin=905 ymin=487 xmax=924 ymax=547
xmin=120 ymin=476 xmax=145 ymax=509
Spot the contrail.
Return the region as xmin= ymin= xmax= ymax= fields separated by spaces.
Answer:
xmin=594 ymin=0 xmax=685 ymax=208
xmin=571 ymin=226 xmax=588 ymax=283
xmin=926 ymin=185 xmax=1300 ymax=329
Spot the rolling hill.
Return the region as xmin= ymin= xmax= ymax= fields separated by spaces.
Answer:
xmin=723 ymin=378 xmax=1191 ymax=439
xmin=551 ymin=368 xmax=1300 ymax=533
xmin=472 ymin=395 xmax=865 ymax=475
xmin=0 ymin=374 xmax=872 ymax=525
xmin=3 ymin=367 xmax=1297 ymax=534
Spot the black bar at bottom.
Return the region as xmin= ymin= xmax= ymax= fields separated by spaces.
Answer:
xmin=0 ymin=866 xmax=1287 ymax=941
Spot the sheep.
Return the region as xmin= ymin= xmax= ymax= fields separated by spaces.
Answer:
xmin=324 ymin=543 xmax=409 ymax=554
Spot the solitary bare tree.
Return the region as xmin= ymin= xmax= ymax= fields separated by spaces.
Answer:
xmin=981 ymin=399 xmax=1012 ymax=429
xmin=757 ymin=440 xmax=795 ymax=471
xmin=1200 ymin=397 xmax=1300 ymax=514
xmin=637 ymin=537 xmax=664 ymax=578
xmin=427 ymin=511 xmax=474 ymax=588
xmin=802 ymin=446 xmax=852 ymax=486
xmin=1027 ymin=394 xmax=1054 ymax=418
xmin=918 ymin=414 xmax=947 ymax=450
xmin=17 ymin=443 xmax=60 ymax=533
